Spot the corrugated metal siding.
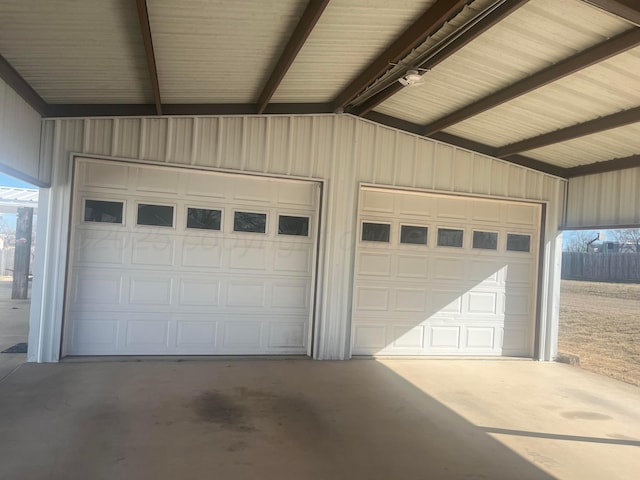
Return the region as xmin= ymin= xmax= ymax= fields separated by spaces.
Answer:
xmin=272 ymin=0 xmax=435 ymax=103
xmin=565 ymin=168 xmax=640 ymax=227
xmin=443 ymin=47 xmax=640 ymax=148
xmin=375 ymin=0 xmax=631 ymax=125
xmin=36 ymin=114 xmax=566 ymax=361
xmin=0 ymin=77 xmax=43 ymax=185
xmin=0 ymin=0 xmax=151 ymax=104
xmin=148 ymin=0 xmax=306 ymax=103
xmin=524 ymin=123 xmax=640 ymax=168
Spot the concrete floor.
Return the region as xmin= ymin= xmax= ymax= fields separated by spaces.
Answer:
xmin=0 ymin=280 xmax=29 ymax=381
xmin=0 ymin=358 xmax=638 ymax=480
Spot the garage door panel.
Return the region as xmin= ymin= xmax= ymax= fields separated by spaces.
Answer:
xmin=226 ymin=282 xmax=266 ymax=307
xmin=71 ymin=271 xmax=123 ymax=306
xmin=126 ymin=320 xmax=170 ymax=348
xmin=391 ymin=326 xmax=425 ymax=349
xmin=82 ymin=162 xmax=129 ymax=190
xmin=66 ymin=158 xmax=319 ymax=356
xmin=357 ymin=252 xmax=392 ymax=276
xmin=433 ymin=257 xmax=466 ymax=281
xmin=181 ymin=238 xmax=222 ymax=269
xmin=466 ymin=327 xmax=495 ymax=349
xmin=396 ymin=255 xmax=429 ymax=279
xmin=176 ymin=321 xmax=217 ymax=348
xmin=229 ymin=244 xmax=269 ymax=270
xmin=272 ymin=282 xmax=310 ymax=309
xmin=274 ymin=246 xmax=313 ymax=273
xmin=432 ymin=291 xmax=463 ymax=314
xmin=129 ymin=277 xmax=173 ymax=305
xmin=355 ymin=286 xmax=390 ymax=311
xmin=395 ymin=288 xmax=427 ymax=312
xmin=178 ymin=278 xmax=220 ymax=306
xmin=430 ymin=326 xmax=461 ymax=348
xmin=222 ymin=321 xmax=262 ymax=350
xmin=71 ymin=319 xmax=119 ymax=350
xmin=361 ymin=189 xmax=395 ymax=214
xmin=353 ymin=325 xmax=387 ymax=351
xmin=467 ymin=292 xmax=498 ymax=314
xmin=134 ymin=168 xmax=180 ymax=195
xmin=132 ymin=236 xmax=176 ymax=266
xmin=353 ymin=187 xmax=540 ymax=357
xmin=74 ymin=230 xmax=127 ymax=265
xmin=268 ymin=323 xmax=305 ymax=348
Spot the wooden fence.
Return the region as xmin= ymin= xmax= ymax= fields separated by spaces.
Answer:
xmin=562 ymin=252 xmax=640 ymax=282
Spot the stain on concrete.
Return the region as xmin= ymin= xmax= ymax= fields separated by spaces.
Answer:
xmin=192 ymin=391 xmax=253 ymax=431
xmin=561 ymin=411 xmax=612 ymax=420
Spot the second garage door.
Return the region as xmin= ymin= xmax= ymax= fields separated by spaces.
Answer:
xmin=65 ymin=158 xmax=320 ymax=356
xmin=352 ymin=187 xmax=541 ymax=357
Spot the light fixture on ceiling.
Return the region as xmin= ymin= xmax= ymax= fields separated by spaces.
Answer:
xmin=398 ymin=69 xmax=425 ymax=87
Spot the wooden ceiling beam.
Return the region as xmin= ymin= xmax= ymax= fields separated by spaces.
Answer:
xmin=352 ymin=0 xmax=530 ymax=116
xmin=0 ymin=54 xmax=47 ymax=115
xmin=331 ymin=0 xmax=470 ymax=111
xmin=583 ymin=0 xmax=640 ymax=25
xmin=136 ymin=0 xmax=162 ymax=115
xmin=423 ymin=27 xmax=640 ymax=135
xmin=257 ymin=0 xmax=330 ymax=114
xmin=496 ymin=106 xmax=640 ymax=157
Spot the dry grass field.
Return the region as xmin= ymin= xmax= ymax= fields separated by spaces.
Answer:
xmin=559 ymin=280 xmax=640 ymax=387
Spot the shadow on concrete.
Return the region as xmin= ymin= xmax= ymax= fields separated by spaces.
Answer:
xmin=0 ymin=358 xmax=559 ymax=480
xmin=482 ymin=426 xmax=640 ymax=447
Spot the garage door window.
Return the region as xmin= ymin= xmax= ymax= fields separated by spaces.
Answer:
xmin=400 ymin=225 xmax=428 ymax=245
xmin=234 ymin=211 xmax=267 ymax=233
xmin=84 ymin=199 xmax=124 ymax=224
xmin=137 ymin=204 xmax=174 ymax=227
xmin=187 ymin=207 xmax=222 ymax=230
xmin=437 ymin=228 xmax=463 ymax=247
xmin=507 ymin=233 xmax=531 ymax=252
xmin=278 ymin=215 xmax=309 ymax=236
xmin=362 ymin=222 xmax=390 ymax=242
xmin=473 ymin=231 xmax=498 ymax=250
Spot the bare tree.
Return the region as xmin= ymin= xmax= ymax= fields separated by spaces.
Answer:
xmin=563 ymin=230 xmax=599 ymax=253
xmin=611 ymin=228 xmax=640 ymax=252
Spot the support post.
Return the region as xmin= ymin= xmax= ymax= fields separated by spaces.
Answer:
xmin=11 ymin=207 xmax=33 ymax=300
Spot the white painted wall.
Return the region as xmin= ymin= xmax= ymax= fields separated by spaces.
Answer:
xmin=31 ymin=114 xmax=566 ymax=361
xmin=565 ymin=168 xmax=640 ymax=228
xmin=0 ymin=77 xmax=44 ymax=185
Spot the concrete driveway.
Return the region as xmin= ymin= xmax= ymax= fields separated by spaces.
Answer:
xmin=0 ymin=357 xmax=638 ymax=480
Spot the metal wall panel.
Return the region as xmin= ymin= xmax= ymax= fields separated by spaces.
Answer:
xmin=35 ymin=114 xmax=566 ymax=362
xmin=0 ymin=77 xmax=43 ymax=185
xmin=565 ymin=169 xmax=640 ymax=228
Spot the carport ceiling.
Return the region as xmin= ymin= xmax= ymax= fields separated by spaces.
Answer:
xmin=1 ymin=0 xmax=639 ymax=179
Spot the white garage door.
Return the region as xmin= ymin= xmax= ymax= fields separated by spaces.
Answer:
xmin=352 ymin=187 xmax=541 ymax=357
xmin=65 ymin=158 xmax=320 ymax=355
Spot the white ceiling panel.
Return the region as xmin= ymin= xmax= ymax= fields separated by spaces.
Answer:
xmin=148 ymin=0 xmax=306 ymax=103
xmin=374 ymin=0 xmax=633 ymax=124
xmin=0 ymin=0 xmax=151 ymax=104
xmin=271 ymin=0 xmax=435 ymax=103
xmin=442 ymin=47 xmax=640 ymax=148
xmin=525 ymin=123 xmax=640 ymax=168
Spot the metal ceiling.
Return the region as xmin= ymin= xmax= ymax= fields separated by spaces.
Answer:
xmin=0 ymin=0 xmax=639 ymax=179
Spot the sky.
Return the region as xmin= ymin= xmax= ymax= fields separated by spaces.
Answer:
xmin=0 ymin=172 xmax=38 ymax=226
xmin=0 ymin=172 xmax=35 ymax=189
